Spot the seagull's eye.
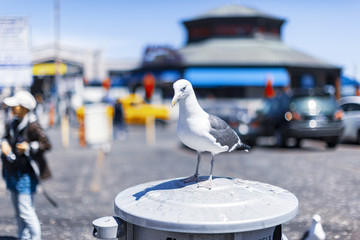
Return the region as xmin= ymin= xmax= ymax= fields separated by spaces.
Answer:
xmin=181 ymin=86 xmax=186 ymax=91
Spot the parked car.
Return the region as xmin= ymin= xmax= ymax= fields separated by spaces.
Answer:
xmin=247 ymin=91 xmax=344 ymax=148
xmin=119 ymin=93 xmax=170 ymax=125
xmin=339 ymin=96 xmax=360 ymax=144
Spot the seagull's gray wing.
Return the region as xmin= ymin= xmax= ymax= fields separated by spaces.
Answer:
xmin=208 ymin=114 xmax=239 ymax=151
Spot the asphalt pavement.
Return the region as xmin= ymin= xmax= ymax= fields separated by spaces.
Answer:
xmin=0 ymin=123 xmax=359 ymax=239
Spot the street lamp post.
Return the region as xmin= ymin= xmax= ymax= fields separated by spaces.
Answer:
xmin=54 ymin=0 xmax=69 ymax=147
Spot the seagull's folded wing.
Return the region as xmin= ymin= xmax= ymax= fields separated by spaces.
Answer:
xmin=208 ymin=114 xmax=239 ymax=150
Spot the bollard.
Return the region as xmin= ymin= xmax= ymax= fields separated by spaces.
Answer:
xmin=76 ymin=106 xmax=86 ymax=147
xmin=145 ymin=115 xmax=156 ymax=146
xmin=92 ymin=216 xmax=125 ymax=239
xmin=93 ymin=177 xmax=298 ymax=239
xmin=61 ymin=115 xmax=69 ymax=148
xmin=49 ymin=102 xmax=55 ymax=127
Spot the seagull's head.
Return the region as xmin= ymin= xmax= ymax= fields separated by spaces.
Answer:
xmin=172 ymin=79 xmax=193 ymax=107
xmin=312 ymin=214 xmax=322 ymax=224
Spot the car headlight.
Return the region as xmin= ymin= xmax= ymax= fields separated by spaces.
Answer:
xmin=238 ymin=124 xmax=249 ymax=135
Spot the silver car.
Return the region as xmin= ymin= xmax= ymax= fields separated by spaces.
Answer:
xmin=339 ymin=96 xmax=360 ymax=144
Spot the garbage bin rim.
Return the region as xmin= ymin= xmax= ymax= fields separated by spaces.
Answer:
xmin=114 ymin=177 xmax=299 ymax=234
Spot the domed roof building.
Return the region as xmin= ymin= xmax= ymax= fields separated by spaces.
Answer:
xmin=137 ymin=4 xmax=341 ymax=99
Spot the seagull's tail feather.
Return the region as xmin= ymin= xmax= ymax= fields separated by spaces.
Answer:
xmin=237 ymin=142 xmax=251 ymax=152
xmin=229 ymin=141 xmax=251 ymax=152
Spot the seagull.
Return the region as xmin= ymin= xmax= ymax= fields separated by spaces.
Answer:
xmin=301 ymin=214 xmax=326 ymax=240
xmin=172 ymin=79 xmax=250 ymax=189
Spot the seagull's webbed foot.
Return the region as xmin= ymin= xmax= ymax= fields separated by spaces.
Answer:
xmin=181 ymin=174 xmax=199 ymax=183
xmin=182 ymin=152 xmax=201 ymax=183
xmin=197 ymin=177 xmax=213 ymax=190
xmin=198 ymin=155 xmax=215 ymax=190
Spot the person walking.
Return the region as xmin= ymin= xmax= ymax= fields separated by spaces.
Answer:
xmin=1 ymin=90 xmax=52 ymax=240
xmin=113 ymin=99 xmax=127 ymax=140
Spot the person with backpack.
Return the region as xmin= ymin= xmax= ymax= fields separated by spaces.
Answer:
xmin=1 ymin=90 xmax=52 ymax=240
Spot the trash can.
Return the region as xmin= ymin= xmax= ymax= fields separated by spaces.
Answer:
xmin=93 ymin=177 xmax=298 ymax=239
xmin=84 ymin=103 xmax=113 ymax=147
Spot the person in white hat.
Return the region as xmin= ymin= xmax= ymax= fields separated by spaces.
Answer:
xmin=1 ymin=90 xmax=52 ymax=240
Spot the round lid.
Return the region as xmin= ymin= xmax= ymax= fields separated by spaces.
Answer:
xmin=114 ymin=177 xmax=298 ymax=234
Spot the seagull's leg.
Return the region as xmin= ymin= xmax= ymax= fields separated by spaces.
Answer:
xmin=181 ymin=152 xmax=201 ymax=183
xmin=209 ymin=154 xmax=214 ymax=182
xmin=194 ymin=152 xmax=201 ymax=177
xmin=198 ymin=154 xmax=215 ymax=190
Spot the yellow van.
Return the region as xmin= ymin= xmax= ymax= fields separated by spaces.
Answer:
xmin=119 ymin=94 xmax=170 ymax=125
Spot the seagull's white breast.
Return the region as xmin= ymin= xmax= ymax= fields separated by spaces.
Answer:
xmin=177 ymin=114 xmax=228 ymax=154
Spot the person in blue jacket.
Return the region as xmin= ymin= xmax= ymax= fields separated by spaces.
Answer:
xmin=1 ymin=90 xmax=51 ymax=240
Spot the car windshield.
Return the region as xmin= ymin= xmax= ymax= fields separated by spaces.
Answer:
xmin=289 ymin=96 xmax=337 ymax=116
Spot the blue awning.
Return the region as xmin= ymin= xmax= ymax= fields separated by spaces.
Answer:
xmin=342 ymin=75 xmax=359 ymax=86
xmin=130 ymin=70 xmax=182 ymax=84
xmin=184 ymin=67 xmax=289 ymax=87
xmin=158 ymin=70 xmax=182 ymax=82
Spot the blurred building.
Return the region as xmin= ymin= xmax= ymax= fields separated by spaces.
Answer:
xmin=28 ymin=4 xmax=342 ymax=103
xmin=31 ymin=44 xmax=90 ymax=99
xmin=31 ymin=44 xmax=136 ymax=101
xmin=130 ymin=5 xmax=341 ymax=99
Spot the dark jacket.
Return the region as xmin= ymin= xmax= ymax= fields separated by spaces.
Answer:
xmin=2 ymin=113 xmax=52 ymax=181
xmin=25 ymin=117 xmax=52 ymax=179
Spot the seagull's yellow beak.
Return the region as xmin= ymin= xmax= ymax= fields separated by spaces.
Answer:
xmin=171 ymin=92 xmax=181 ymax=107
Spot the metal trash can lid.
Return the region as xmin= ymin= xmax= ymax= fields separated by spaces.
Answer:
xmin=114 ymin=177 xmax=298 ymax=234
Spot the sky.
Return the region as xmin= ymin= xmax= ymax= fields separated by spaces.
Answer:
xmin=0 ymin=0 xmax=359 ymax=80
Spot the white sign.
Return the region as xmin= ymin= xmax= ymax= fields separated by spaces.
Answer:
xmin=0 ymin=17 xmax=32 ymax=87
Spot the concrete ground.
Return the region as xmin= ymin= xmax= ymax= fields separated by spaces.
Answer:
xmin=0 ymin=123 xmax=359 ymax=239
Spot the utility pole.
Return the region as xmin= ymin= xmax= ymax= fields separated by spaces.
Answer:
xmin=54 ymin=0 xmax=69 ymax=147
xmin=54 ymin=0 xmax=60 ymax=89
